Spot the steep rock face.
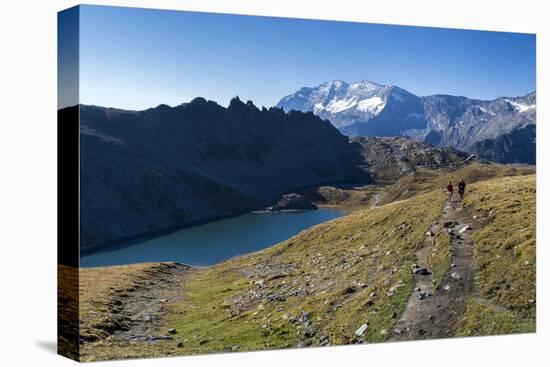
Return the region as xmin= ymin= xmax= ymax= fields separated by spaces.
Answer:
xmin=74 ymin=98 xmax=367 ymax=251
xmin=277 ymin=81 xmax=536 ymax=164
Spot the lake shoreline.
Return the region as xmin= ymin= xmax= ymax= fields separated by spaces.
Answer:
xmin=80 ymin=208 xmax=344 ymax=268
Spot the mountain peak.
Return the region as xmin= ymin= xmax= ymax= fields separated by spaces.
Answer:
xmin=277 ymin=79 xmax=395 ymax=127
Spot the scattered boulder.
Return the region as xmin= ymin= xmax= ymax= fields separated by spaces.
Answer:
xmin=343 ymin=286 xmax=357 ymax=294
xmin=299 ymin=311 xmax=315 ymax=337
xmin=303 ymin=321 xmax=314 ymax=337
xmin=451 ymin=272 xmax=461 ymax=280
xmin=413 ymin=267 xmax=431 ymax=275
xmin=266 ymin=294 xmax=283 ymax=302
xmin=458 ymin=225 xmax=472 ymax=234
xmin=355 ymin=323 xmax=369 ymax=337
xmin=167 ymin=328 xmax=177 ymax=335
xmin=364 ymin=299 xmax=375 ymax=307
xmin=443 ymin=284 xmax=451 ymax=291
xmin=147 ymin=335 xmax=173 ymax=341
xmin=443 ymin=221 xmax=458 ymax=228
xmin=419 ymin=291 xmax=432 ymax=300
xmin=268 ymin=193 xmax=317 ymax=211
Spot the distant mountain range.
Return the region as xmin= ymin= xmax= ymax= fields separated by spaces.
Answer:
xmin=277 ymin=80 xmax=536 ymax=164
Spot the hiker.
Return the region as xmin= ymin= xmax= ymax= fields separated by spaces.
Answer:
xmin=446 ymin=181 xmax=454 ymax=202
xmin=458 ymin=178 xmax=466 ymax=200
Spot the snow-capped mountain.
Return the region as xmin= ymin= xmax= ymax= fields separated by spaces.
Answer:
xmin=277 ymin=80 xmax=397 ymax=129
xmin=277 ymin=81 xmax=536 ymax=164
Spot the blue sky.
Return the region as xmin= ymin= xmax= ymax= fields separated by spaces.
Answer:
xmin=70 ymin=5 xmax=536 ymax=110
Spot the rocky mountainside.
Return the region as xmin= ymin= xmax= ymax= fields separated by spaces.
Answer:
xmin=352 ymin=136 xmax=470 ymax=180
xmin=74 ymin=97 xmax=367 ymax=252
xmin=277 ymin=81 xmax=536 ymax=164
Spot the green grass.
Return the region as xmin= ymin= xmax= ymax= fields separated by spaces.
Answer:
xmin=81 ymin=190 xmax=446 ymax=360
xmin=427 ymin=231 xmax=453 ymax=289
xmin=379 ymin=162 xmax=533 ymax=205
xmin=458 ymin=174 xmax=536 ymax=335
xmin=456 ymin=298 xmax=534 ymax=336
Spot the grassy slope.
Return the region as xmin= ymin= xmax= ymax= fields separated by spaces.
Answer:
xmin=456 ymin=174 xmax=536 ymax=336
xmin=379 ymin=162 xmax=533 ymax=205
xmin=82 ymin=191 xmax=445 ymax=360
xmin=78 ymin=164 xmax=536 ymax=360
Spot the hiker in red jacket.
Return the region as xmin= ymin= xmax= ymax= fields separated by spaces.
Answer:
xmin=446 ymin=181 xmax=454 ymax=202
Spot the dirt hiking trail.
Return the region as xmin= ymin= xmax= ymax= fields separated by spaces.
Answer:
xmin=391 ymin=195 xmax=477 ymax=340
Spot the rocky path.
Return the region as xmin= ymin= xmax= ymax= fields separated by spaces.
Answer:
xmin=116 ymin=263 xmax=194 ymax=343
xmin=80 ymin=263 xmax=193 ymax=345
xmin=391 ymin=197 xmax=476 ymax=341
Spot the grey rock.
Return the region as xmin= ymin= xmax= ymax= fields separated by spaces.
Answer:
xmin=355 ymin=323 xmax=369 ymax=337
xmin=419 ymin=291 xmax=432 ymax=300
xmin=413 ymin=267 xmax=431 ymax=275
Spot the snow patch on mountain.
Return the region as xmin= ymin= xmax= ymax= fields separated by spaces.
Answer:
xmin=505 ymin=99 xmax=536 ymax=113
xmin=357 ymin=96 xmax=385 ymax=113
xmin=325 ymin=98 xmax=358 ymax=113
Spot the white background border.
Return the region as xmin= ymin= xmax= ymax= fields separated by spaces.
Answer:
xmin=0 ymin=0 xmax=547 ymax=365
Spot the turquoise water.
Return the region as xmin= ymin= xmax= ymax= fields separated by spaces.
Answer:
xmin=80 ymin=209 xmax=343 ymax=267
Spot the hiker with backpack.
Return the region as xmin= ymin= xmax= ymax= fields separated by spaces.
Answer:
xmin=446 ymin=181 xmax=453 ymax=202
xmin=458 ymin=178 xmax=466 ymax=200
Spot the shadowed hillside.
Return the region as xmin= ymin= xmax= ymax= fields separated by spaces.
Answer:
xmin=74 ymin=98 xmax=368 ymax=252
